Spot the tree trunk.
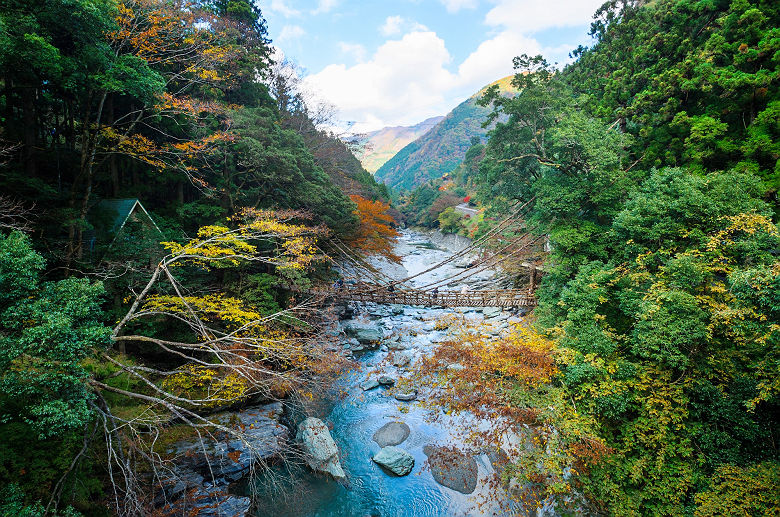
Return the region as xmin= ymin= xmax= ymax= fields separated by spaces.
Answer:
xmin=22 ymin=88 xmax=36 ymax=177
xmin=107 ymin=96 xmax=120 ymax=197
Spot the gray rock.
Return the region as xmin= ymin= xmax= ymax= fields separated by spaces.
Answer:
xmin=391 ymin=352 xmax=412 ymax=368
xmin=483 ymin=307 xmax=502 ymax=319
xmin=378 ymin=375 xmax=396 ymax=386
xmin=423 ymin=445 xmax=478 ymax=494
xmin=335 ymin=303 xmax=355 ymax=320
xmin=387 ymin=340 xmax=408 ymax=351
xmin=296 ymin=417 xmax=346 ymax=480
xmin=390 ymin=304 xmax=405 ymax=315
xmin=343 ymin=321 xmax=383 ymax=345
xmin=369 ymin=308 xmax=391 ymax=319
xmin=372 ymin=422 xmax=410 ymax=447
xmin=446 ymin=363 xmax=466 ymax=372
xmin=373 ymin=446 xmax=415 ymax=476
xmin=167 ymin=402 xmax=287 ymax=481
xmin=360 ymin=378 xmax=380 ymax=391
xmin=153 ymin=478 xmax=188 ymax=507
xmin=198 ymin=492 xmax=252 ymax=516
xmin=163 ymin=488 xmax=251 ymax=516
xmin=394 ymin=390 xmax=417 ymax=402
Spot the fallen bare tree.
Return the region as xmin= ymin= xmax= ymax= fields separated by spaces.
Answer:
xmin=83 ymin=208 xmax=347 ymax=515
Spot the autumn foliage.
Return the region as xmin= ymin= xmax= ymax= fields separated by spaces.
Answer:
xmin=412 ymin=318 xmax=607 ymax=509
xmin=346 ymin=195 xmax=400 ymax=262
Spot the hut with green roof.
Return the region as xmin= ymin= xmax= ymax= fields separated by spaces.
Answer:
xmin=86 ymin=198 xmax=162 ymax=261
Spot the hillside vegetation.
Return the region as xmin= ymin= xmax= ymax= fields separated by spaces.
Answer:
xmin=374 ymin=76 xmax=516 ymax=191
xmin=410 ymin=0 xmax=780 ymax=515
xmin=359 ymin=116 xmax=443 ymax=173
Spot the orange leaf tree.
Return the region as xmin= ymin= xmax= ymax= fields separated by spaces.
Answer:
xmin=346 ymin=195 xmax=400 ymax=262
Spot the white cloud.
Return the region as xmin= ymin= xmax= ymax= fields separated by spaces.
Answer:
xmin=303 ymin=27 xmax=549 ymax=132
xmin=268 ymin=0 xmax=300 ymax=18
xmin=278 ymin=24 xmax=305 ymax=43
xmin=379 ymin=16 xmax=427 ymax=37
xmin=337 ymin=42 xmax=366 ymax=62
xmin=303 ymin=31 xmax=455 ymax=132
xmin=439 ymin=0 xmax=479 ymax=13
xmin=302 ymin=1 xmax=598 ymax=132
xmin=484 ymin=0 xmax=604 ymax=33
xmin=380 ymin=15 xmax=404 ymax=36
xmin=457 ymin=31 xmax=541 ymax=90
xmin=312 ymin=0 xmax=339 ymax=15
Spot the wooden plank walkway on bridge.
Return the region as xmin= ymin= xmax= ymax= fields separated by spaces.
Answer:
xmin=319 ymin=284 xmax=536 ymax=308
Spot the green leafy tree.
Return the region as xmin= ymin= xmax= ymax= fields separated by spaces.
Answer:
xmin=0 ymin=232 xmax=110 ymax=509
xmin=550 ymin=169 xmax=779 ymax=514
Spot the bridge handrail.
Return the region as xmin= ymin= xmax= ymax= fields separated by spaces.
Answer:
xmin=313 ymin=283 xmax=536 ymax=308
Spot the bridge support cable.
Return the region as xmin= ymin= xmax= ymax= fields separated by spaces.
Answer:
xmin=385 ymin=197 xmax=537 ymax=289
xmin=415 ymin=234 xmax=546 ymax=292
xmin=415 ymin=233 xmax=541 ymax=290
xmin=400 ymin=165 xmax=631 ymax=292
xmin=325 ymin=239 xmax=396 ymax=286
xmin=315 ymin=241 xmax=388 ymax=287
xmin=319 ymin=283 xmax=537 ymax=308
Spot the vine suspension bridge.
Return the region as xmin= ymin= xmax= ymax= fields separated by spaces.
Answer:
xmin=326 ymin=283 xmax=538 ymax=309
xmin=317 ymin=199 xmax=545 ymax=309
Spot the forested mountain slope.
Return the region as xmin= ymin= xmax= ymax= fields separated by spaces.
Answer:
xmin=374 ymin=76 xmax=516 ymax=191
xmin=0 ymin=1 xmax=391 ymax=514
xmin=359 ymin=116 xmax=444 ymax=173
xmin=413 ymin=0 xmax=780 ymax=515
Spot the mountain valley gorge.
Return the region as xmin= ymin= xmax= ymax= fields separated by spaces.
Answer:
xmin=0 ymin=0 xmax=778 ymax=516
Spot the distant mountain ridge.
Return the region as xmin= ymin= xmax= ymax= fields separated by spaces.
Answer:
xmin=358 ymin=116 xmax=444 ymax=173
xmin=374 ymin=76 xmax=517 ymax=191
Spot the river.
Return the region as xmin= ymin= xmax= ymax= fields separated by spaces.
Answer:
xmin=248 ymin=230 xmax=532 ymax=517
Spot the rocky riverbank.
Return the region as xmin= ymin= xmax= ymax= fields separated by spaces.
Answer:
xmin=157 ymin=403 xmax=287 ymax=516
xmin=165 ymin=230 xmax=557 ymax=517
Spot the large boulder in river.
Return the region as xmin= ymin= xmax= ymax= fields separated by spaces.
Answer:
xmin=372 ymin=422 xmax=410 ymax=447
xmin=342 ymin=321 xmax=383 ymax=345
xmin=296 ymin=418 xmax=346 ymax=480
xmin=482 ymin=307 xmax=502 ymax=319
xmin=373 ymin=446 xmax=415 ymax=476
xmin=378 ymin=375 xmax=396 ymax=386
xmin=423 ymin=445 xmax=478 ymax=494
xmin=360 ymin=378 xmax=380 ymax=391
xmin=394 ymin=389 xmax=417 ymax=401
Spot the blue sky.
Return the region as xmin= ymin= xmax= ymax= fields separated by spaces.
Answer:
xmin=261 ymin=0 xmax=604 ymax=132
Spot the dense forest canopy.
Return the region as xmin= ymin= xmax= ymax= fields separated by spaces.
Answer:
xmin=0 ymin=0 xmax=390 ymax=514
xmin=1 ymin=0 xmax=779 ymax=515
xmin=406 ymin=0 xmax=779 ymax=515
